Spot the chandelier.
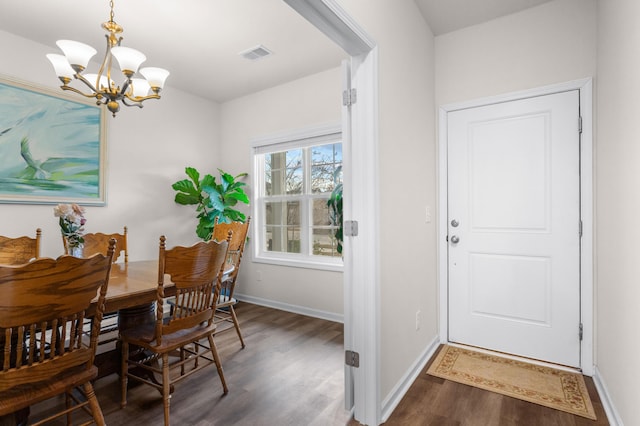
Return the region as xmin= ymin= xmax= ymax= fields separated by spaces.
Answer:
xmin=46 ymin=0 xmax=169 ymax=117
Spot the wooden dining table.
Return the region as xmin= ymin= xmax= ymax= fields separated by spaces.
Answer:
xmin=88 ymin=260 xmax=170 ymax=316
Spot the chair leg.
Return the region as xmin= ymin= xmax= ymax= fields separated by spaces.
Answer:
xmin=207 ymin=334 xmax=228 ymax=394
xmin=162 ymin=352 xmax=171 ymax=426
xmin=194 ymin=340 xmax=200 ymax=369
xmin=229 ymin=305 xmax=245 ymax=348
xmin=180 ymin=347 xmax=185 ymax=376
xmin=65 ymin=390 xmax=72 ymax=426
xmin=121 ymin=341 xmax=129 ymax=408
xmin=83 ymin=381 xmax=106 ymax=426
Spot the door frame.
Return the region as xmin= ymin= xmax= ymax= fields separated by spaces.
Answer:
xmin=283 ymin=1 xmax=381 ymax=424
xmin=437 ymin=78 xmax=594 ymax=375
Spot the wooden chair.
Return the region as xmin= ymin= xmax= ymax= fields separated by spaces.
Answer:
xmin=211 ymin=217 xmax=250 ymax=348
xmin=64 ymin=226 xmax=128 ymax=263
xmin=65 ymin=227 xmax=128 ymax=346
xmin=0 ymin=239 xmax=116 ymax=425
xmin=120 ymin=234 xmax=231 ymax=426
xmin=0 ymin=228 xmax=41 ymax=265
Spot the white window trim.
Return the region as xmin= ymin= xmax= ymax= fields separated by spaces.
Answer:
xmin=251 ymin=122 xmax=343 ymax=272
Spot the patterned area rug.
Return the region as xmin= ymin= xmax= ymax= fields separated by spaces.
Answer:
xmin=427 ymin=345 xmax=596 ymax=420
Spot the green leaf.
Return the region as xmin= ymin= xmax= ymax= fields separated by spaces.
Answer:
xmin=174 ymin=192 xmax=200 ymax=205
xmin=220 ymin=170 xmax=234 ymax=184
xmin=201 ymin=173 xmax=215 ymax=188
xmin=185 ymin=167 xmax=200 ymax=186
xmin=196 ymin=221 xmax=213 ymax=241
xmin=227 ymin=191 xmax=249 ymax=204
xmin=235 ymin=172 xmax=249 ymax=179
xmin=209 ymin=193 xmax=225 ymax=211
xmin=172 ymin=179 xmax=198 ymax=195
xmin=224 ymin=209 xmax=246 ymax=222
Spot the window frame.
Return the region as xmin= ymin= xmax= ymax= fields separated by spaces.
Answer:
xmin=251 ymin=123 xmax=343 ymax=271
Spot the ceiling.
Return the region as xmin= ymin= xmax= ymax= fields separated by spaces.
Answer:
xmin=415 ymin=0 xmax=554 ymax=36
xmin=0 ymin=0 xmax=554 ymax=104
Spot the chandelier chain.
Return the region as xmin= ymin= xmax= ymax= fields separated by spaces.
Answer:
xmin=109 ymin=0 xmax=115 ymax=23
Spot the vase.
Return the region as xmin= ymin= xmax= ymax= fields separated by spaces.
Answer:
xmin=69 ymin=245 xmax=84 ymax=258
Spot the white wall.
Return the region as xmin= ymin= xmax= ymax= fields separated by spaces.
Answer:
xmin=0 ymin=30 xmax=221 ymax=260
xmin=596 ymin=0 xmax=640 ymax=423
xmin=219 ymin=68 xmax=344 ymax=318
xmin=435 ymin=0 xmax=597 ymax=106
xmin=332 ymin=0 xmax=438 ymax=404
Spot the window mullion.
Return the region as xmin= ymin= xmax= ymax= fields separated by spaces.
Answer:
xmin=300 ymin=147 xmax=311 ymax=256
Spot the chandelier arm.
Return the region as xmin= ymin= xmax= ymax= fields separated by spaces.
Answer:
xmin=124 ymin=93 xmax=161 ymax=103
xmin=96 ymin=39 xmax=110 ymax=84
xmin=120 ymin=79 xmax=132 ymax=97
xmin=120 ymin=97 xmax=144 ymax=108
xmin=60 ymin=84 xmax=101 ymax=100
xmin=73 ymin=73 xmax=99 ymax=95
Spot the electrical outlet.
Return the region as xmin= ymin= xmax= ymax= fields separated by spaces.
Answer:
xmin=256 ymin=270 xmax=262 ymax=282
xmin=415 ymin=310 xmax=421 ymax=331
xmin=425 ymin=206 xmax=431 ymax=223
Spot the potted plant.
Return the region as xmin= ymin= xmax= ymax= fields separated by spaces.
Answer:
xmin=172 ymin=167 xmax=249 ymax=241
xmin=327 ymin=165 xmax=343 ymax=254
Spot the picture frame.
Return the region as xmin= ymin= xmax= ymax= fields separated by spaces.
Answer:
xmin=0 ymin=74 xmax=107 ymax=205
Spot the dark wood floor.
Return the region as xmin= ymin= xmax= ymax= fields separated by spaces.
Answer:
xmin=27 ymin=302 xmax=351 ymax=426
xmin=26 ymin=304 xmax=609 ymax=426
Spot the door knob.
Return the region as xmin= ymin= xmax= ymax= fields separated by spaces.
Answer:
xmin=451 ymin=219 xmax=459 ymax=227
xmin=450 ymin=235 xmax=460 ymax=244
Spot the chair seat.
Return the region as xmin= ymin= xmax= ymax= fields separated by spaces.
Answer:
xmin=121 ymin=321 xmax=218 ymax=354
xmin=217 ymin=294 xmax=237 ymax=306
xmin=0 ymin=365 xmax=98 ymax=416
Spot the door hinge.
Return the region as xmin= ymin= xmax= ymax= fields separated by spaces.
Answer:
xmin=345 ymin=350 xmax=360 ymax=367
xmin=579 ymin=220 xmax=583 ymax=238
xmin=342 ymin=88 xmax=357 ymax=106
xmin=578 ymin=116 xmax=583 ymax=134
xmin=344 ymin=220 xmax=359 ymax=237
xmin=579 ymin=323 xmax=583 ymax=341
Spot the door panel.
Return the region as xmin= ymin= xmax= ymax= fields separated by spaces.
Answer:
xmin=448 ymin=90 xmax=581 ymax=367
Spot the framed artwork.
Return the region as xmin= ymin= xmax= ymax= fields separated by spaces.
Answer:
xmin=0 ymin=75 xmax=106 ymax=205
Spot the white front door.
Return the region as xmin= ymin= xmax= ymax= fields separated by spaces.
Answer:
xmin=447 ymin=90 xmax=581 ymax=368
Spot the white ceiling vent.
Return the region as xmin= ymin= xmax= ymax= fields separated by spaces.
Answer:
xmin=239 ymin=45 xmax=273 ymax=61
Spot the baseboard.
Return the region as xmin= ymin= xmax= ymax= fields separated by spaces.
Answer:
xmin=380 ymin=335 xmax=440 ymax=423
xmin=235 ymin=293 xmax=343 ymax=323
xmin=593 ymin=366 xmax=624 ymax=426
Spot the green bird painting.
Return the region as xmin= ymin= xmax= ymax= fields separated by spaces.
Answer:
xmin=0 ymin=80 xmax=103 ymax=201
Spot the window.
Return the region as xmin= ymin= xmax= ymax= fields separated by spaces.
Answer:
xmin=252 ymin=125 xmax=342 ymax=270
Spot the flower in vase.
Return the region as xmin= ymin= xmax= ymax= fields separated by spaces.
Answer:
xmin=54 ymin=203 xmax=87 ymax=248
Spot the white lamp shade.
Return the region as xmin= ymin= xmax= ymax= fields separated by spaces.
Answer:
xmin=83 ymin=73 xmax=112 ymax=92
xmin=111 ymin=46 xmax=146 ymax=74
xmin=46 ymin=54 xmax=75 ymax=79
xmin=130 ymin=78 xmax=151 ymax=98
xmin=56 ymin=40 xmax=97 ymax=69
xmin=140 ymin=67 xmax=170 ymax=89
